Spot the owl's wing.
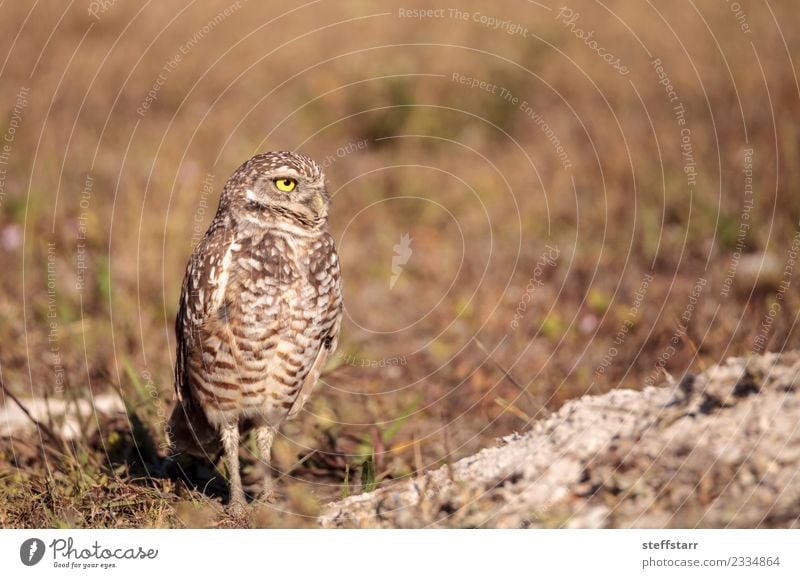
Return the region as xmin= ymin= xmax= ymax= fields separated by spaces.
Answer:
xmin=286 ymin=235 xmax=343 ymax=419
xmin=173 ymin=220 xmax=237 ymax=404
xmin=169 ymin=221 xmax=240 ymax=456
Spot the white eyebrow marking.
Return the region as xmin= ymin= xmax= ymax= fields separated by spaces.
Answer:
xmin=275 ymin=166 xmax=302 ymax=178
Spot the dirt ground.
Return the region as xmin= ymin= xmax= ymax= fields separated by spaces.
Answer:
xmin=322 ymin=352 xmax=800 ymax=528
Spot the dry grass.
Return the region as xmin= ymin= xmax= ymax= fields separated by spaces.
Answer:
xmin=0 ymin=0 xmax=798 ymax=527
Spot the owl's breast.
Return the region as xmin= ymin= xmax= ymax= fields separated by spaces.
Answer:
xmin=231 ymin=233 xmax=325 ymax=324
xmin=213 ymin=236 xmax=329 ymax=404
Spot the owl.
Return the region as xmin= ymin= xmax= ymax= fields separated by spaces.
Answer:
xmin=167 ymin=151 xmax=342 ymax=511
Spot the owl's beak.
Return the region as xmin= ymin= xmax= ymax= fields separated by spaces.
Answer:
xmin=312 ymin=192 xmax=327 ymax=218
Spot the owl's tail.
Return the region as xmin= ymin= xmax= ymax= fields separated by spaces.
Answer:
xmin=166 ymin=397 xmax=222 ymax=459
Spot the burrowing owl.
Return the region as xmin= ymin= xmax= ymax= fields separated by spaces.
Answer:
xmin=168 ymin=151 xmax=342 ymax=510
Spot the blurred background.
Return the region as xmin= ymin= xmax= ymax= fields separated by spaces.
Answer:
xmin=0 ymin=0 xmax=798 ymax=527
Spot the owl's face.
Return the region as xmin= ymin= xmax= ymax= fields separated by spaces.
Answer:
xmin=225 ymin=151 xmax=329 ymax=227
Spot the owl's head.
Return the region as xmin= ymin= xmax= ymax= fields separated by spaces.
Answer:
xmin=222 ymin=151 xmax=330 ymax=228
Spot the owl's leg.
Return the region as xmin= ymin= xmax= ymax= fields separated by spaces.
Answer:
xmin=221 ymin=423 xmax=246 ymax=512
xmin=255 ymin=425 xmax=276 ymax=502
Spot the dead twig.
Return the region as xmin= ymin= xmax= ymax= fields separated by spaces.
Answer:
xmin=0 ymin=378 xmax=65 ymax=452
xmin=475 ymin=339 xmax=538 ymax=406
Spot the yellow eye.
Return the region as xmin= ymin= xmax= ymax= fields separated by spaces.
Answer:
xmin=274 ymin=178 xmax=297 ymax=192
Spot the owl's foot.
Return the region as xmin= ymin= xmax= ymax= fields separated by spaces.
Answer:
xmin=222 ymin=424 xmax=247 ymax=517
xmin=256 ymin=480 xmax=277 ymax=504
xmin=227 ymin=495 xmax=247 ymax=518
xmin=255 ymin=426 xmax=277 ymax=504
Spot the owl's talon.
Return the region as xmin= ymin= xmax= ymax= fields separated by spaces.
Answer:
xmin=256 ymin=492 xmax=276 ymax=504
xmin=256 ymin=482 xmax=278 ymax=504
xmin=228 ymin=498 xmax=247 ymax=518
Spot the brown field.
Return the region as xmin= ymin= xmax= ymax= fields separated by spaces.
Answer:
xmin=0 ymin=0 xmax=798 ymax=527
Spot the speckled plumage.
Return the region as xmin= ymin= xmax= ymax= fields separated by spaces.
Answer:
xmin=168 ymin=151 xmax=342 ymax=509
